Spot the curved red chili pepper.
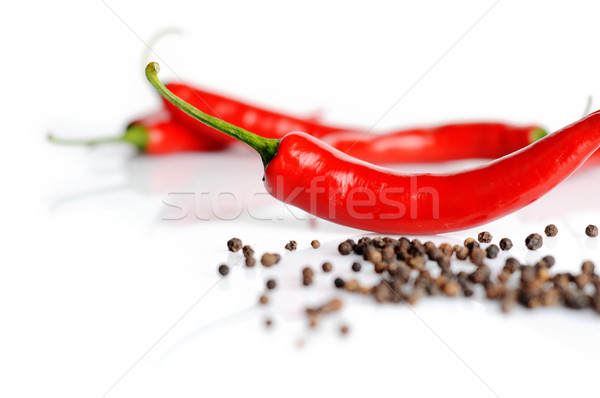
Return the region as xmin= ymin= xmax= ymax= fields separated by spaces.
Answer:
xmin=48 ymin=111 xmax=225 ymax=154
xmin=165 ymin=82 xmax=552 ymax=160
xmin=321 ymin=123 xmax=546 ymax=163
xmin=147 ymin=62 xmax=600 ymax=234
xmin=164 ymin=83 xmax=345 ymax=143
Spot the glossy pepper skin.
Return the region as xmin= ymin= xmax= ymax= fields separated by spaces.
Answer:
xmin=264 ymin=111 xmax=600 ymax=234
xmin=129 ymin=112 xmax=226 ymax=154
xmin=321 ymin=123 xmax=546 ymax=163
xmin=164 ymin=83 xmax=345 ymax=144
xmin=146 ymin=62 xmax=600 ymax=234
xmin=49 ymin=111 xmax=225 ymax=154
xmin=165 ymin=82 xmax=549 ymax=162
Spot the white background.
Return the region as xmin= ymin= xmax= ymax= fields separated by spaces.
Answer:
xmin=2 ymin=0 xmax=600 ymax=397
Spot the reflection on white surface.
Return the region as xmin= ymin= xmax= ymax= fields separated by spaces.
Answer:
xmin=43 ymin=147 xmax=600 ymax=396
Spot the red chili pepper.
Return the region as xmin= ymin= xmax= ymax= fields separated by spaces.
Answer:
xmin=321 ymin=123 xmax=546 ymax=163
xmin=147 ymin=62 xmax=600 ymax=234
xmin=164 ymin=82 xmax=550 ymax=161
xmin=164 ymin=82 xmax=346 ymax=144
xmin=48 ymin=111 xmax=225 ymax=154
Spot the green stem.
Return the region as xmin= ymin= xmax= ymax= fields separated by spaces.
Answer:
xmin=529 ymin=128 xmax=548 ymax=144
xmin=47 ymin=125 xmax=149 ymax=152
xmin=48 ymin=134 xmax=122 ymax=146
xmin=145 ymin=62 xmax=280 ymax=167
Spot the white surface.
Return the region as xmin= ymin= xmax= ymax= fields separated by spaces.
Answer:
xmin=2 ymin=1 xmax=600 ymax=397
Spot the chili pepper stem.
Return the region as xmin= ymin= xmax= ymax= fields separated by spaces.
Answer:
xmin=529 ymin=128 xmax=548 ymax=143
xmin=47 ymin=125 xmax=149 ymax=151
xmin=145 ymin=62 xmax=280 ymax=167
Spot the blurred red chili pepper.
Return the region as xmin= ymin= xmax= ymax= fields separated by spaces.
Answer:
xmin=321 ymin=123 xmax=546 ymax=163
xmin=147 ymin=62 xmax=600 ymax=234
xmin=48 ymin=111 xmax=225 ymax=154
xmin=164 ymin=83 xmax=346 ymax=144
xmin=164 ymin=82 xmax=550 ymax=161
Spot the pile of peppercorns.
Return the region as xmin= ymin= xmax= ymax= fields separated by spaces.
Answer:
xmin=333 ymin=224 xmax=600 ymax=313
xmin=218 ymin=223 xmax=600 ymax=334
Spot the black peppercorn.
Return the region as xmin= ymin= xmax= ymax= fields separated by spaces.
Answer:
xmin=266 ymin=279 xmax=277 ymax=290
xmin=261 ymin=253 xmax=280 ymax=267
xmin=486 ymin=244 xmax=499 ymax=259
xmin=582 ymin=260 xmax=595 ymax=275
xmin=285 ymin=240 xmax=297 ymax=251
xmin=322 ymin=262 xmax=333 ymax=272
xmin=470 ymin=247 xmax=486 ymax=265
xmin=242 ymin=245 xmax=254 ymax=257
xmin=245 ymin=256 xmax=256 ymax=268
xmin=227 ymin=238 xmax=243 ymax=252
xmin=585 ymin=224 xmax=598 ymax=237
xmin=478 ymin=231 xmax=493 ymax=243
xmin=218 ymin=264 xmax=230 ymax=276
xmin=351 ymin=262 xmax=362 ymax=272
xmin=338 ymin=241 xmax=353 ymax=255
xmin=525 ymin=233 xmax=543 ymax=250
xmin=334 ymin=277 xmax=345 ymax=288
xmin=544 ymin=224 xmax=558 ymax=237
xmin=499 ymin=238 xmax=513 ymax=251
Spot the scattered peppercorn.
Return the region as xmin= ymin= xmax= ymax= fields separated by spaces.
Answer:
xmin=486 ymin=244 xmax=499 ymax=259
xmin=311 ymin=240 xmax=321 ymax=249
xmin=218 ymin=264 xmax=230 ymax=276
xmin=302 ymin=267 xmax=314 ymax=286
xmin=582 ymin=261 xmax=595 ymax=275
xmin=261 ymin=253 xmax=280 ymax=267
xmin=340 ymin=325 xmax=349 ymax=335
xmin=338 ymin=241 xmax=353 ymax=255
xmin=541 ymin=255 xmax=556 ymax=268
xmin=242 ymin=245 xmax=254 ymax=257
xmin=443 ymin=280 xmax=461 ymax=297
xmin=455 ymin=245 xmax=469 ymax=260
xmin=544 ymin=224 xmax=558 ymax=237
xmin=306 ymin=298 xmax=343 ymax=318
xmin=439 ymin=243 xmax=453 ymax=257
xmin=525 ymin=233 xmax=543 ymax=250
xmin=470 ymin=247 xmax=486 ymax=265
xmin=266 ymin=279 xmax=277 ymax=290
xmin=585 ymin=224 xmax=599 ymax=237
xmin=265 ymin=318 xmax=273 ymax=327
xmin=504 ymin=257 xmax=520 ymax=273
xmin=499 ymin=238 xmax=513 ymax=251
xmin=223 ymin=232 xmax=600 ymax=340
xmin=343 ymin=279 xmax=359 ymax=293
xmin=466 ymin=241 xmax=480 ymax=252
xmin=478 ymin=231 xmax=493 ymax=243
xmin=227 ymin=238 xmax=242 ymax=252
xmin=245 ymin=256 xmax=256 ymax=268
xmin=285 ymin=240 xmax=297 ymax=251
xmin=470 ymin=265 xmax=491 ymax=284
